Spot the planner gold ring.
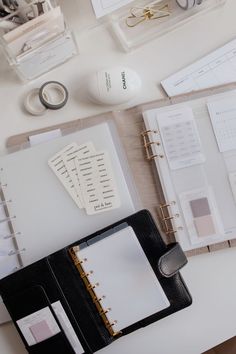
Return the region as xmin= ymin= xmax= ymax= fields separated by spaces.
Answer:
xmin=126 ymin=2 xmax=170 ymax=27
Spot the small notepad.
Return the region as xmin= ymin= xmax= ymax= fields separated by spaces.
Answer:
xmin=75 ymin=226 xmax=170 ymax=332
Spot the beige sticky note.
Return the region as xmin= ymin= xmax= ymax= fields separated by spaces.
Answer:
xmin=194 ymin=215 xmax=216 ymax=237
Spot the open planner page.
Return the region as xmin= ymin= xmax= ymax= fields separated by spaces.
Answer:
xmin=143 ymin=88 xmax=236 ymax=251
xmin=76 ymin=226 xmax=170 ymax=333
xmin=0 ymin=122 xmax=138 ymax=267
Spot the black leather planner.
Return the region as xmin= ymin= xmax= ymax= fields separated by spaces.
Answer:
xmin=0 ymin=210 xmax=192 ymax=354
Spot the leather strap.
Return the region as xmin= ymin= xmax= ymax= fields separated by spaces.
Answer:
xmin=158 ymin=243 xmax=187 ymax=278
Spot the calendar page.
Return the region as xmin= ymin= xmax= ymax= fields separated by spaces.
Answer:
xmin=207 ymin=97 xmax=236 ymax=152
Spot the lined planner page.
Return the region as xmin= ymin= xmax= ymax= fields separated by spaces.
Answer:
xmin=77 ymin=226 xmax=170 ymax=332
xmin=161 ymin=38 xmax=236 ymax=97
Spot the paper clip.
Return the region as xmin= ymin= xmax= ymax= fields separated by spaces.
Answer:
xmin=126 ymin=2 xmax=170 ymax=28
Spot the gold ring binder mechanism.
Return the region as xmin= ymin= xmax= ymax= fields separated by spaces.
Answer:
xmin=160 ymin=202 xmax=178 ymax=236
xmin=141 ymin=130 xmax=164 ymax=160
xmin=0 ymin=171 xmax=24 ymax=265
xmin=69 ymin=247 xmax=121 ymax=337
xmin=141 ymin=132 xmax=183 ymax=237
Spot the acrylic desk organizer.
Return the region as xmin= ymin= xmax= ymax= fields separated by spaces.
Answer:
xmin=0 ymin=0 xmax=77 ymax=82
xmin=110 ymin=0 xmax=227 ymax=51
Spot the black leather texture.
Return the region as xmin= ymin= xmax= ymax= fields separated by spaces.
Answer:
xmin=0 ymin=209 xmax=192 ymax=354
xmin=158 ymin=242 xmax=188 ymax=277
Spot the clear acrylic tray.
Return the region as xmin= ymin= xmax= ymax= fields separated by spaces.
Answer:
xmin=110 ymin=0 xmax=227 ymax=51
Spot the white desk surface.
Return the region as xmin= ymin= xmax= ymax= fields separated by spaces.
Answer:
xmin=0 ymin=0 xmax=236 ymax=353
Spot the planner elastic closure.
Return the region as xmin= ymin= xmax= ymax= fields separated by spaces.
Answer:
xmin=69 ymin=246 xmax=121 ymax=338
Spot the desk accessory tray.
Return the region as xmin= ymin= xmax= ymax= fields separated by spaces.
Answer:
xmin=109 ymin=0 xmax=227 ymax=51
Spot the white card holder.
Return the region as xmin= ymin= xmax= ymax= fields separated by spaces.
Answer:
xmin=0 ymin=1 xmax=77 ymax=81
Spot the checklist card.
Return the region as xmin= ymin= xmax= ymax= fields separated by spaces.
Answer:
xmin=157 ymin=106 xmax=205 ymax=170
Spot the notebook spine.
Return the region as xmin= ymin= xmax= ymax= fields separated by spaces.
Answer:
xmin=141 ymin=130 xmax=164 ymax=160
xmin=69 ymin=247 xmax=121 ymax=337
xmin=0 ymin=169 xmax=24 ymax=266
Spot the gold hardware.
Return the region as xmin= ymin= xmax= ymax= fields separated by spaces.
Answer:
xmin=69 ymin=248 xmax=121 ymax=337
xmin=166 ymin=229 xmax=177 ymax=235
xmin=141 ymin=129 xmax=163 ymax=160
xmin=81 ymin=270 xmax=93 ymax=278
xmin=159 ymin=201 xmax=179 ymax=235
xmin=109 ymin=320 xmax=118 ymax=327
xmin=162 ymin=215 xmax=174 ymax=221
xmin=126 ymin=2 xmax=170 ymax=28
xmin=141 ymin=130 xmax=158 ymax=136
xmin=100 ymin=307 xmax=111 ymax=315
xmin=94 ymin=295 xmax=106 ymax=303
xmin=87 ymin=282 xmax=99 ymax=290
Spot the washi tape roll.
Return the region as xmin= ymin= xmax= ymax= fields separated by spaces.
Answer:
xmin=176 ymin=0 xmax=197 ymax=9
xmin=39 ymin=81 xmax=68 ymax=110
xmin=24 ymin=88 xmax=49 ymax=116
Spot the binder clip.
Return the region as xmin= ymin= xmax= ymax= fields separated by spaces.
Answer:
xmin=126 ymin=2 xmax=170 ymax=28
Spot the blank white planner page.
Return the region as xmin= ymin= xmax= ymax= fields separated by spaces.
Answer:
xmin=77 ymin=226 xmax=170 ymax=332
xmin=0 ymin=122 xmax=138 ymax=266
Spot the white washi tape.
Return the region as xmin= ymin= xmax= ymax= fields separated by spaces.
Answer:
xmin=24 ymin=88 xmax=49 ymax=116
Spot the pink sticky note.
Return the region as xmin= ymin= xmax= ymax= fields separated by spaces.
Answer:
xmin=29 ymin=320 xmax=53 ymax=343
xmin=194 ymin=215 xmax=216 ymax=237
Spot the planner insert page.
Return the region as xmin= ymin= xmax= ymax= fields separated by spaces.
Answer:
xmin=157 ymin=106 xmax=205 ymax=170
xmin=73 ymin=226 xmax=170 ymax=333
